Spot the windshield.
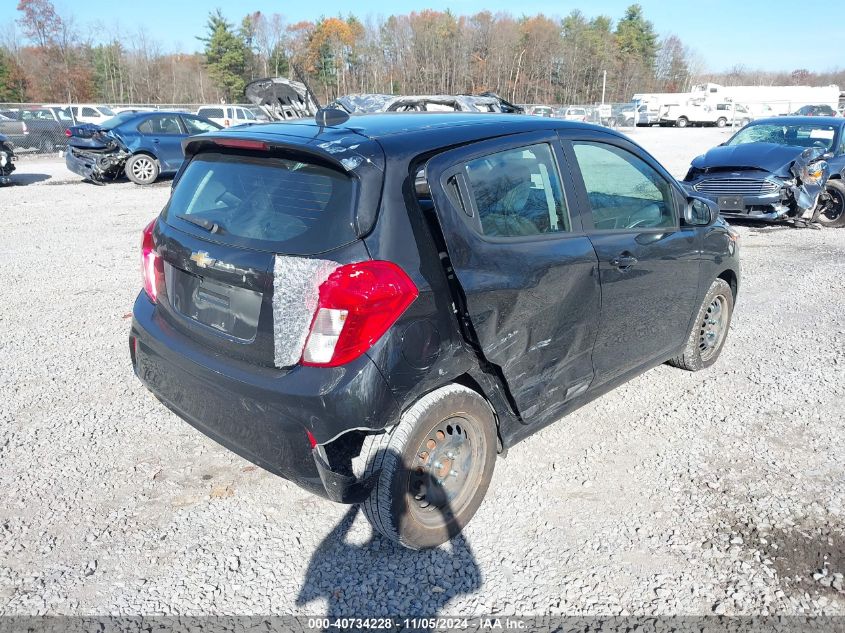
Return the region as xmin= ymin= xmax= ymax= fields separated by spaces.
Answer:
xmin=727 ymin=123 xmax=838 ymax=151
xmin=98 ymin=106 xmax=115 ymax=116
xmin=164 ymin=152 xmax=357 ymax=253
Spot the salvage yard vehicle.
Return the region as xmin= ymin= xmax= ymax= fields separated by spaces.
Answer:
xmin=327 ymin=93 xmax=523 ymax=115
xmin=68 ymin=104 xmax=116 ymax=124
xmin=560 ymin=107 xmax=588 ymax=122
xmin=196 ymin=105 xmax=258 ymax=128
xmin=0 ymin=108 xmax=68 ymax=153
xmin=130 ymin=112 xmax=740 ymax=549
xmin=0 ymin=133 xmax=15 ymax=184
xmin=660 ymin=102 xmax=753 ymax=128
xmin=65 ymin=111 xmax=221 ymax=185
xmin=791 ymin=104 xmax=837 ymax=117
xmin=684 ymin=116 xmax=845 ymax=227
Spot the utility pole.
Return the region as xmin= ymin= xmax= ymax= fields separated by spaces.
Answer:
xmin=601 ymin=70 xmax=607 ymax=105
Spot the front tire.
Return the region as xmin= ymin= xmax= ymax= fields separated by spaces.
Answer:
xmin=818 ymin=180 xmax=845 ymax=228
xmin=125 ymin=154 xmax=160 ymax=185
xmin=676 ymin=117 xmax=689 ymax=128
xmin=716 ymin=117 xmax=727 ymax=128
xmin=358 ymin=384 xmax=497 ymax=550
xmin=669 ymin=278 xmax=734 ymax=371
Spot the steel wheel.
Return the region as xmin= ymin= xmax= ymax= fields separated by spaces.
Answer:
xmin=698 ymin=294 xmax=728 ymax=362
xmin=407 ymin=416 xmax=483 ymax=526
xmin=358 ymin=384 xmax=497 ymax=549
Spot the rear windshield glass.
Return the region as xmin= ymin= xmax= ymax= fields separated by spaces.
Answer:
xmin=164 ymin=152 xmax=357 ymax=254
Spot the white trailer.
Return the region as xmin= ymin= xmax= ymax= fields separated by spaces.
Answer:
xmin=689 ymin=83 xmax=840 ymax=117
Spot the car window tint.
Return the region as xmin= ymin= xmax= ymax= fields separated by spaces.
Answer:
xmin=182 ymin=117 xmax=219 ymax=134
xmin=199 ymin=108 xmax=224 ymax=119
xmin=464 ymin=143 xmax=570 ymax=237
xmin=81 ymin=107 xmax=97 ymax=117
xmin=139 ymin=115 xmax=182 ymax=135
xmin=572 ymin=141 xmax=675 ymax=231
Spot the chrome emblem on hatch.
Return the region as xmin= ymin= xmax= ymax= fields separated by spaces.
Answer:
xmin=190 ymin=251 xmax=216 ymax=268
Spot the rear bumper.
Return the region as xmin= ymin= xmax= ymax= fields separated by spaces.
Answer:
xmin=65 ymin=147 xmax=127 ymax=182
xmin=130 ymin=292 xmax=399 ymax=503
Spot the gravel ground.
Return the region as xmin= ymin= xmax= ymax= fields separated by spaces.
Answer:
xmin=1 ymin=127 xmax=843 ymax=617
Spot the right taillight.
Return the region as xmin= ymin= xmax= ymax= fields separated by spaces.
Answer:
xmin=300 ymin=261 xmax=418 ymax=367
xmin=141 ymin=219 xmax=161 ymax=302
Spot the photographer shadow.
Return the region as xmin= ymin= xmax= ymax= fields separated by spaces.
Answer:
xmin=296 ymin=448 xmax=482 ymax=623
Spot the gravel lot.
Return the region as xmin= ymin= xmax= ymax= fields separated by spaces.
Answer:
xmin=1 ymin=126 xmax=843 ymax=618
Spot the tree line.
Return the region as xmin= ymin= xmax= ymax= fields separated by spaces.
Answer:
xmin=0 ymin=0 xmax=841 ymax=107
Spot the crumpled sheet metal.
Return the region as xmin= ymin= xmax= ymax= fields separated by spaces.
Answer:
xmin=329 ymin=93 xmax=523 ymax=115
xmin=789 ymin=147 xmax=830 ymax=211
xmin=272 ymin=255 xmax=339 ymax=368
xmin=245 ymin=77 xmax=318 ymax=121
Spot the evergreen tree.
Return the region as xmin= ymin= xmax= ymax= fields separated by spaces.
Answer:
xmin=200 ymin=10 xmax=249 ymax=102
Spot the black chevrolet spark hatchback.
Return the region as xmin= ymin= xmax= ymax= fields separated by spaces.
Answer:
xmin=131 ymin=112 xmax=740 ymax=549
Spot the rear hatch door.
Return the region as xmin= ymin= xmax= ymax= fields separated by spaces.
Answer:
xmin=154 ymin=134 xmax=383 ymax=369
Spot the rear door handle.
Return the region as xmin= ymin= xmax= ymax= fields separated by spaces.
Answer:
xmin=610 ymin=254 xmax=638 ymax=269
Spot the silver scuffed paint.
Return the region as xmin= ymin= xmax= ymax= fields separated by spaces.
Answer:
xmin=272 ymin=255 xmax=340 ymax=368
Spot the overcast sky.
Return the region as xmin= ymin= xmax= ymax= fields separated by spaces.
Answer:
xmin=2 ymin=0 xmax=842 ymax=74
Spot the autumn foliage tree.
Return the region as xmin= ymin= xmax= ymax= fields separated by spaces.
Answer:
xmin=2 ymin=2 xmax=840 ymax=107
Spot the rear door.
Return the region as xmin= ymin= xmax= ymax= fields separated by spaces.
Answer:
xmin=138 ymin=114 xmax=186 ymax=171
xmin=426 ymin=132 xmax=600 ymax=421
xmin=561 ymin=131 xmax=701 ymax=385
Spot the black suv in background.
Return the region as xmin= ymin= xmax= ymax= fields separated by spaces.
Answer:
xmin=130 ymin=113 xmax=740 ymax=549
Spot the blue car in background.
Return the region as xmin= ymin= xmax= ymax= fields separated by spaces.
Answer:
xmin=65 ymin=111 xmax=222 ymax=185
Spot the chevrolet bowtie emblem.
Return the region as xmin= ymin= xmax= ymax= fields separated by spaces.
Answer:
xmin=190 ymin=251 xmax=216 ymax=268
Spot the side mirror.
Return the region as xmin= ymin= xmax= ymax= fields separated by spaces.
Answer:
xmin=684 ymin=196 xmax=718 ymax=226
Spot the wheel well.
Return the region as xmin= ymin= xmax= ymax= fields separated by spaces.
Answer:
xmin=131 ymin=150 xmax=159 ymax=164
xmin=718 ymin=269 xmax=738 ymax=300
xmin=322 ymin=374 xmax=506 ymax=471
xmin=452 ymin=373 xmax=505 ymax=453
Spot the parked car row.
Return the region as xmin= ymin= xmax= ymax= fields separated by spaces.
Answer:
xmin=0 ymin=107 xmax=69 ymax=153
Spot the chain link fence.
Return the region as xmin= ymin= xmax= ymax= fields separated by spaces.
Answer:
xmin=0 ymin=102 xmax=258 ymax=159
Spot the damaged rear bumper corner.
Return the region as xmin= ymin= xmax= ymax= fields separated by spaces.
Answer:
xmin=130 ymin=292 xmax=400 ymax=503
xmin=65 ymin=146 xmax=129 ymax=183
xmin=312 ymin=447 xmax=378 ymax=503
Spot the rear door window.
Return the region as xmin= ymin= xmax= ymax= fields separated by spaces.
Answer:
xmin=164 ymin=153 xmax=357 ymax=254
xmin=138 ymin=115 xmax=183 ymax=135
xmin=182 ymin=116 xmax=219 ymax=134
xmin=199 ymin=108 xmax=224 ymax=119
xmin=463 ymin=143 xmax=570 ymax=237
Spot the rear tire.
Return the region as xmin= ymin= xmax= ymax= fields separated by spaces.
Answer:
xmin=669 ymin=278 xmax=734 ymax=371
xmin=676 ymin=117 xmax=689 ymax=128
xmin=818 ymin=180 xmax=845 ymax=228
xmin=358 ymin=384 xmax=497 ymax=550
xmin=716 ymin=117 xmax=727 ymax=128
xmin=125 ymin=154 xmax=160 ymax=185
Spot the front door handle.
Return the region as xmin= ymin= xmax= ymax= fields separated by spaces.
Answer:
xmin=610 ymin=254 xmax=638 ymax=269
